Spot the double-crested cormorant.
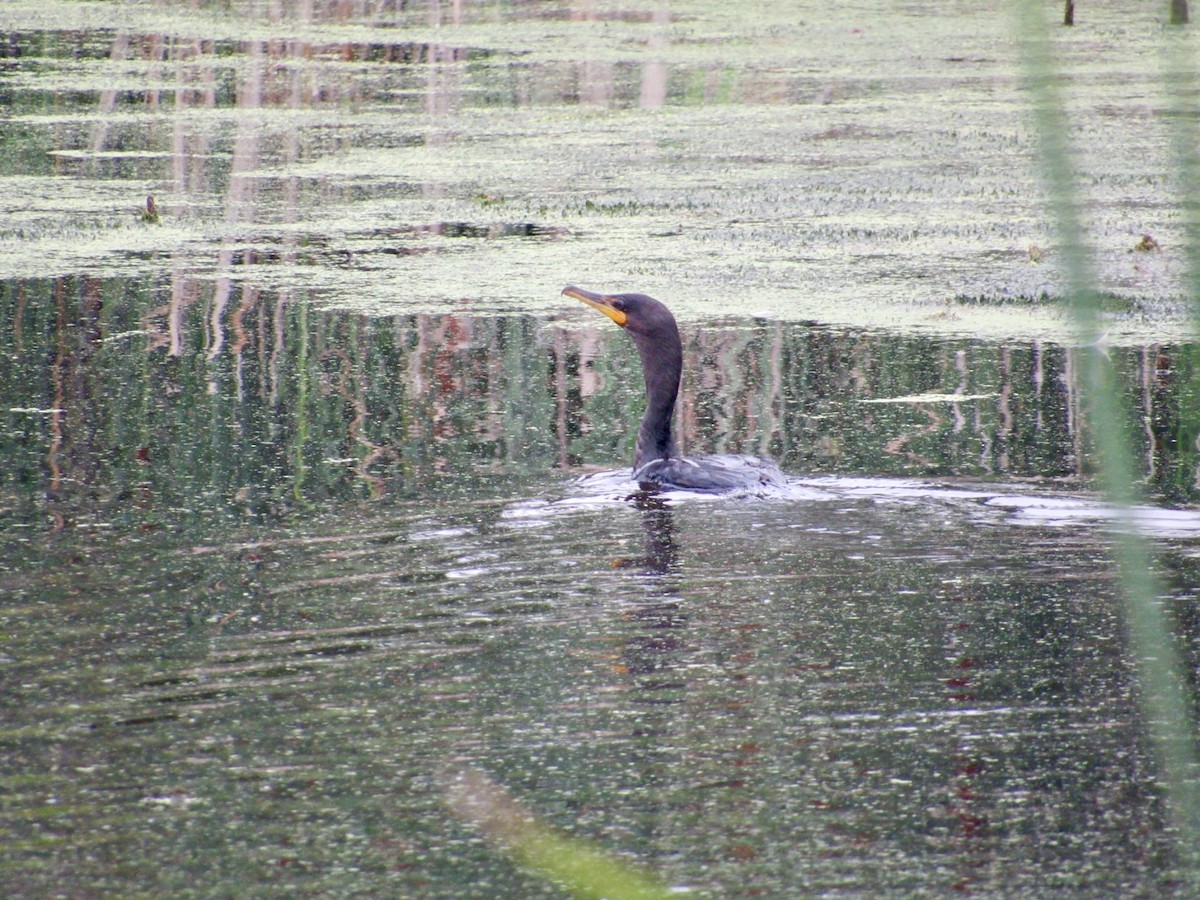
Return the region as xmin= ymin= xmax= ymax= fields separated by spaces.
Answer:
xmin=563 ymin=285 xmax=787 ymax=493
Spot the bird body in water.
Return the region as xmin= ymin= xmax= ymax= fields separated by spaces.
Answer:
xmin=563 ymin=285 xmax=787 ymax=494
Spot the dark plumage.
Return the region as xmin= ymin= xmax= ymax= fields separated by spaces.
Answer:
xmin=562 ymin=285 xmax=786 ymax=493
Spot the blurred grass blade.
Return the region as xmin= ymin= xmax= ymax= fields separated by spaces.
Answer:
xmin=446 ymin=767 xmax=679 ymax=899
xmin=1015 ymin=0 xmax=1200 ymax=878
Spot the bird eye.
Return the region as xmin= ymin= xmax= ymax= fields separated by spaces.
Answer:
xmin=611 ymin=298 xmax=626 ymax=312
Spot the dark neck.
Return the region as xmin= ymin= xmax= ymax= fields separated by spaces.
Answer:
xmin=632 ymin=339 xmax=681 ymax=470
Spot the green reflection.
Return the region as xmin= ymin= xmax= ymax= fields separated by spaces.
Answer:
xmin=7 ymin=278 xmax=1200 ymax=535
xmin=4 ymin=276 xmax=1200 ymax=533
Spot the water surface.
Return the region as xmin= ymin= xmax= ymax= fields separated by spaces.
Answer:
xmin=1 ymin=0 xmax=1196 ymax=340
xmin=3 ymin=282 xmax=1200 ymax=895
xmin=3 ymin=0 xmax=1200 ymax=896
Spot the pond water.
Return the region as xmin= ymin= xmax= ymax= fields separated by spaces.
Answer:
xmin=4 ymin=281 xmax=1200 ymax=896
xmin=3 ymin=0 xmax=1200 ymax=897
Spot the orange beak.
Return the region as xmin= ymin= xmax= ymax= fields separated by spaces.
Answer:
xmin=562 ymin=285 xmax=628 ymax=327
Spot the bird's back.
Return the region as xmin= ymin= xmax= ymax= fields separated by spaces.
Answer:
xmin=633 ymin=454 xmax=787 ymax=494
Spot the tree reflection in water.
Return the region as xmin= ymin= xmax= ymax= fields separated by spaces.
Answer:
xmin=5 ymin=276 xmax=1198 ymax=531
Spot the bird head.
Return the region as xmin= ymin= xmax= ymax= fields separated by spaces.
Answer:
xmin=561 ymin=285 xmax=679 ymax=346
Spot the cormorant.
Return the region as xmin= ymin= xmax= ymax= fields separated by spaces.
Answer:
xmin=563 ymin=285 xmax=787 ymax=493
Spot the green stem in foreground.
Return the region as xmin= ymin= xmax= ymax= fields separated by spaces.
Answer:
xmin=445 ymin=768 xmax=674 ymax=899
xmin=1016 ymin=0 xmax=1200 ymax=877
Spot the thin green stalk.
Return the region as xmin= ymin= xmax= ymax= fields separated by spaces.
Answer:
xmin=445 ymin=768 xmax=675 ymax=900
xmin=1015 ymin=0 xmax=1200 ymax=878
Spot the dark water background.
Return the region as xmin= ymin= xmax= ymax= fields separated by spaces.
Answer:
xmin=4 ymin=278 xmax=1200 ymax=896
xmin=4 ymin=0 xmax=1200 ymax=896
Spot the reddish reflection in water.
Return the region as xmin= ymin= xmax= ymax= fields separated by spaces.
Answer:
xmin=5 ymin=276 xmax=1199 ymax=532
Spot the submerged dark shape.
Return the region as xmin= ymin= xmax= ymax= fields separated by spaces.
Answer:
xmin=562 ymin=285 xmax=787 ymax=494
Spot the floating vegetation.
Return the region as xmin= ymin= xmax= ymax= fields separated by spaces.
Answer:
xmin=954 ymin=291 xmax=1059 ymax=306
xmin=0 ymin=0 xmax=1192 ymax=343
xmin=140 ymin=194 xmax=159 ymax=224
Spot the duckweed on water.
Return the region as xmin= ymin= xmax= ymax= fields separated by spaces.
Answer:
xmin=0 ymin=0 xmax=1195 ymax=342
